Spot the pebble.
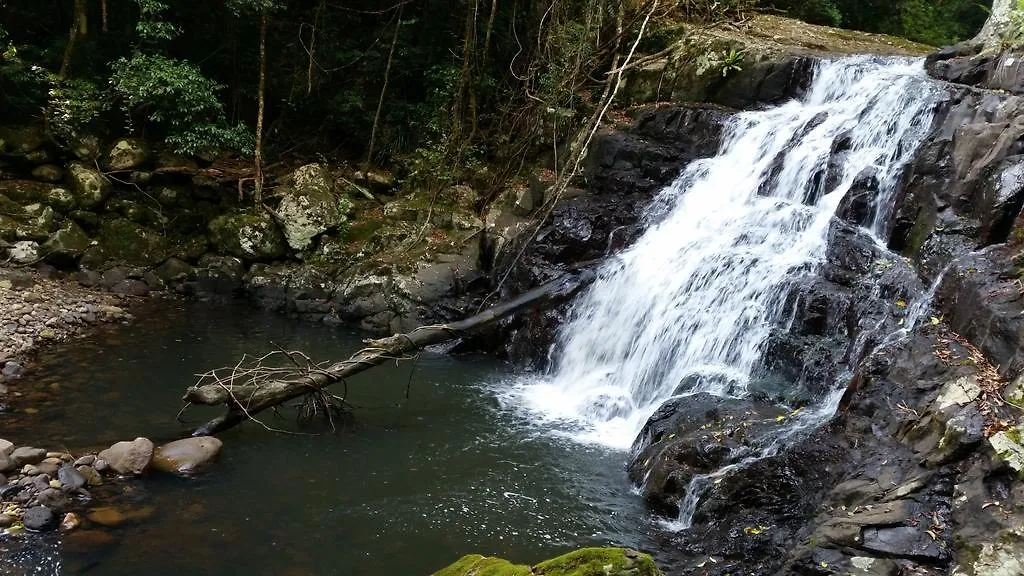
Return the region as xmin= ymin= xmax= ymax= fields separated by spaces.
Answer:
xmin=60 ymin=512 xmax=81 ymax=532
xmin=73 ymin=455 xmax=95 ymax=467
xmin=0 ymin=514 xmax=14 ymax=528
xmin=57 ymin=465 xmax=86 ymax=490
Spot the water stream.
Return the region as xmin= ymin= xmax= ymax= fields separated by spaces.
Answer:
xmin=505 ymin=56 xmax=941 ymax=523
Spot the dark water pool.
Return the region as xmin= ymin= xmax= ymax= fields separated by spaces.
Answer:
xmin=2 ymin=300 xmax=654 ymax=575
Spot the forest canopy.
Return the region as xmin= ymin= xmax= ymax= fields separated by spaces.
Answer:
xmin=0 ymin=0 xmax=994 ymax=179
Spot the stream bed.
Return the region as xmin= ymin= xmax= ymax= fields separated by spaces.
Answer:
xmin=2 ymin=299 xmax=651 ymax=575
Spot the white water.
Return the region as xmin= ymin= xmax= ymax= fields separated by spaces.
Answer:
xmin=505 ymin=56 xmax=940 ymax=451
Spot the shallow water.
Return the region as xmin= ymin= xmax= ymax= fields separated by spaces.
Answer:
xmin=3 ymin=300 xmax=650 ymax=575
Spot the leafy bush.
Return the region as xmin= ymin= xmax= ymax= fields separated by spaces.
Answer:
xmin=109 ymin=54 xmax=252 ymax=155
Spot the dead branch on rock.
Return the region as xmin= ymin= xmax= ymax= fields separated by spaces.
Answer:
xmin=181 ymin=269 xmax=594 ymax=436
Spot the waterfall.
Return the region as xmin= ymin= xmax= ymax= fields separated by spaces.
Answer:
xmin=506 ymin=56 xmax=940 ymax=450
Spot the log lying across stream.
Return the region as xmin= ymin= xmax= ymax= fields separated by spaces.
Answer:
xmin=182 ymin=269 xmax=595 ymax=436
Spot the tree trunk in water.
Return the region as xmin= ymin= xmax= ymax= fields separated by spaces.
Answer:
xmin=366 ymin=5 xmax=403 ymax=167
xmin=253 ymin=11 xmax=268 ymax=204
xmin=182 ymin=269 xmax=595 ymax=436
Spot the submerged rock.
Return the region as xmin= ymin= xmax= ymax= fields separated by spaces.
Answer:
xmin=151 ymin=436 xmax=223 ymax=475
xmin=432 ymin=548 xmax=662 ymax=576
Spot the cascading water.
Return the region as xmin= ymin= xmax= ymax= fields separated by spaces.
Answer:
xmin=506 ymin=55 xmax=941 ymax=453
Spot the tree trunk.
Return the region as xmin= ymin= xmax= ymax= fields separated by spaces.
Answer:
xmin=59 ymin=0 xmax=87 ymax=78
xmin=973 ymin=0 xmax=1016 ymax=52
xmin=253 ymin=11 xmax=269 ymax=204
xmin=182 ymin=269 xmax=595 ymax=436
xmin=366 ymin=4 xmax=403 ymax=167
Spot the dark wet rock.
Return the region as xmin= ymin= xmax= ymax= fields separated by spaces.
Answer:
xmin=861 ymin=526 xmax=946 ymax=562
xmin=21 ymin=506 xmax=56 ymax=531
xmin=715 ymin=56 xmax=815 ymax=109
xmin=154 ymin=257 xmax=193 ymax=283
xmin=627 ymin=393 xmax=788 ymax=516
xmin=76 ymin=269 xmax=102 ymax=287
xmin=35 ymin=487 xmax=67 ymax=509
xmin=190 ymin=253 xmax=245 ymax=295
xmin=57 ymin=464 xmax=87 ymax=490
xmin=110 ymin=279 xmax=150 ymax=296
xmin=97 ymin=437 xmax=153 ymax=476
xmin=151 ymin=436 xmax=223 ymax=475
xmin=31 ymin=164 xmax=63 ymax=183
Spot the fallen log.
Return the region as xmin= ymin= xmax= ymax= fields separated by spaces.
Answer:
xmin=182 ymin=269 xmax=594 ymax=436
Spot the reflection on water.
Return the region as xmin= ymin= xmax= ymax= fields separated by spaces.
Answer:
xmin=3 ymin=300 xmax=651 ymax=575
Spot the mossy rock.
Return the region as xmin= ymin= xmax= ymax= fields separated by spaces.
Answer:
xmin=67 ymin=162 xmax=112 ymax=209
xmin=42 ymin=221 xmax=92 ymax=266
xmin=276 ymin=163 xmax=352 ymax=251
xmin=82 ymin=218 xmax=168 ymax=267
xmin=0 ymin=180 xmax=77 ymax=212
xmin=208 ymin=210 xmax=287 ymax=261
xmin=432 ymin=548 xmax=662 ymax=576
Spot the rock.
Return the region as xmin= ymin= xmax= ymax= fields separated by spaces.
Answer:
xmin=31 ymin=164 xmax=63 ymax=183
xmin=10 ymin=447 xmax=47 ymax=467
xmin=82 ymin=218 xmax=168 ymax=268
xmin=208 ymin=211 xmax=287 ymax=261
xmin=989 ymin=426 xmax=1024 ymax=473
xmin=0 ymin=125 xmax=46 ymax=158
xmin=57 ymin=465 xmax=87 ymax=490
xmin=8 ymin=241 xmax=39 ymax=264
xmin=60 ymin=512 xmax=81 ymax=532
xmin=275 ymin=163 xmax=351 ymax=250
xmin=0 ymin=453 xmax=12 ymax=473
xmin=21 ymin=506 xmax=56 ymax=531
xmin=0 ymin=514 xmax=13 ymax=528
xmin=66 ymin=162 xmax=111 ymax=209
xmin=73 ymin=455 xmax=95 ymax=467
xmin=109 ymin=279 xmax=150 ymax=296
xmin=33 ymin=460 xmax=59 ymax=476
xmin=0 ymin=439 xmax=14 ymax=457
xmin=75 ymin=465 xmax=102 ymax=487
xmin=97 ymin=437 xmax=154 ymax=475
xmin=151 ymin=436 xmax=223 ymax=475
xmin=861 ymin=526 xmax=946 ymax=561
xmin=76 ymin=269 xmax=102 ymax=287
xmin=1 ymin=362 xmax=24 ymax=380
xmin=154 ymin=257 xmax=193 ymax=282
xmin=42 ymin=221 xmax=91 ymax=266
xmin=35 ymin=487 xmax=67 ymax=509
xmin=432 ymin=548 xmax=662 ymax=576
xmin=103 ymin=138 xmax=149 ymax=171
xmin=86 ymin=505 xmax=155 ymax=527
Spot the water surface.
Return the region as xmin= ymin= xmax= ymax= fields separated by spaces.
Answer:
xmin=4 ymin=300 xmax=650 ymax=575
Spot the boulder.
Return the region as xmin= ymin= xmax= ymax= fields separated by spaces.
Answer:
xmin=11 ymin=447 xmax=47 ymax=467
xmin=276 ymin=163 xmax=352 ymax=250
xmin=154 ymin=257 xmax=194 ymax=282
xmin=82 ymin=218 xmax=168 ymax=268
xmin=0 ymin=439 xmax=13 ymax=456
xmin=7 ymin=241 xmax=39 ymax=264
xmin=208 ymin=211 xmax=287 ymax=261
xmin=97 ymin=437 xmax=154 ymax=475
xmin=0 ymin=126 xmax=47 ymax=163
xmin=151 ymin=436 xmax=223 ymax=475
xmin=0 ymin=180 xmax=76 ymax=212
xmin=103 ymin=138 xmax=149 ymax=171
xmin=66 ymin=163 xmax=112 ymax=209
xmin=42 ymin=221 xmax=91 ymax=266
xmin=432 ymin=548 xmax=662 ymax=576
xmin=31 ymin=165 xmax=63 ymax=183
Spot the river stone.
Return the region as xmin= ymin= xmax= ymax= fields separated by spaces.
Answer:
xmin=0 ymin=439 xmax=13 ymax=457
xmin=60 ymin=512 xmax=82 ymax=532
xmin=276 ymin=163 xmax=351 ymax=250
xmin=0 ymin=453 xmax=12 ymax=473
xmin=66 ymin=162 xmax=111 ymax=209
xmin=103 ymin=138 xmax=149 ymax=171
xmin=110 ymin=279 xmax=150 ymax=296
xmin=58 ymin=465 xmax=87 ymax=490
xmin=151 ymin=436 xmax=223 ymax=475
xmin=73 ymin=455 xmax=95 ymax=467
xmin=0 ymin=514 xmax=13 ymax=528
xmin=97 ymin=437 xmax=154 ymax=475
xmin=11 ymin=447 xmax=47 ymax=467
xmin=21 ymin=506 xmax=56 ymax=531
xmin=207 ymin=211 xmax=287 ymax=261
xmin=35 ymin=487 xmax=67 ymax=509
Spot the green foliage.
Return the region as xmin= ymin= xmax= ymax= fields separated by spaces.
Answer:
xmin=109 ymin=54 xmax=252 ymax=155
xmin=1007 ymin=0 xmax=1024 ymax=46
xmin=46 ymin=79 xmax=104 ymax=143
xmin=722 ymin=49 xmax=746 ymax=76
xmin=135 ymin=0 xmax=181 ymax=44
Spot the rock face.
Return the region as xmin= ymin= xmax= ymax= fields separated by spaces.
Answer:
xmin=97 ymin=437 xmax=154 ymax=475
xmin=275 ymin=163 xmax=351 ymax=250
xmin=432 ymin=548 xmax=662 ymax=576
xmin=151 ymin=436 xmax=223 ymax=475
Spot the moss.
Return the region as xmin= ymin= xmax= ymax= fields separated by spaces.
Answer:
xmin=533 ymin=548 xmax=662 ymax=576
xmin=432 ymin=554 xmax=532 ymax=576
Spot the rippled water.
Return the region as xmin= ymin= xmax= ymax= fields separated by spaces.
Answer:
xmin=2 ymin=300 xmax=650 ymax=575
